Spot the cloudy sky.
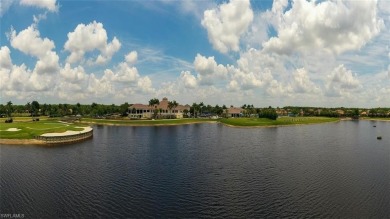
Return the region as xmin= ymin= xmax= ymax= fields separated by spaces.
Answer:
xmin=0 ymin=0 xmax=389 ymax=107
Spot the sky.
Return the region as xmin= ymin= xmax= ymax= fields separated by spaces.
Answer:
xmin=0 ymin=0 xmax=389 ymax=107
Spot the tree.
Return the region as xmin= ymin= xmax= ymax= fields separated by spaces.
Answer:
xmin=168 ymin=101 xmax=175 ymax=119
xmin=6 ymin=101 xmax=13 ymax=118
xmin=120 ymin=102 xmax=130 ymax=116
xmin=183 ymin=109 xmax=189 ymax=118
xmin=258 ymin=108 xmax=278 ymax=120
xmin=149 ymin=98 xmax=160 ymax=119
xmin=199 ymin=102 xmax=204 ymax=117
xmin=31 ymin=100 xmax=40 ymax=116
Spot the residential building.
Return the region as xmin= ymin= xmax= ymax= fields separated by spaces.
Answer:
xmin=225 ymin=107 xmax=243 ymax=118
xmin=128 ymin=97 xmax=190 ymax=119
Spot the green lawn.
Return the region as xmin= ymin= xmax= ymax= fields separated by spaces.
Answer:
xmin=220 ymin=117 xmax=339 ymax=127
xmin=0 ymin=120 xmax=85 ymax=139
xmin=361 ymin=117 xmax=390 ymax=121
xmin=82 ymin=117 xmax=339 ymax=127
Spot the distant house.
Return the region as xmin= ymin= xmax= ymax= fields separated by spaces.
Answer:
xmin=336 ymin=109 xmax=345 ymax=116
xmin=276 ymin=109 xmax=288 ymax=116
xmin=225 ymin=107 xmax=243 ymax=118
xmin=128 ymin=97 xmax=190 ymax=119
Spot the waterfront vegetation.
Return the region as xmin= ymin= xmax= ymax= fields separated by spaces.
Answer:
xmin=0 ymin=117 xmax=85 ymax=139
xmin=2 ymin=115 xmax=390 ymax=140
xmin=219 ymin=117 xmax=339 ymax=127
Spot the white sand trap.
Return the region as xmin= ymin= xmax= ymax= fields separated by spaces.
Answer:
xmin=6 ymin=128 xmax=21 ymax=131
xmin=41 ymin=127 xmax=92 ymax=137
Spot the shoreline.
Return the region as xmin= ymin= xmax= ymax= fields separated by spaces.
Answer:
xmin=1 ymin=126 xmax=93 ymax=145
xmin=220 ymin=119 xmax=341 ymax=128
xmin=2 ymin=118 xmax=388 ymax=145
xmin=0 ymin=138 xmax=46 ymax=145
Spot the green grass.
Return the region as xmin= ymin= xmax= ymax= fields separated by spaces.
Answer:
xmin=219 ymin=117 xmax=339 ymax=127
xmin=361 ymin=117 xmax=390 ymax=121
xmin=0 ymin=120 xmax=85 ymax=139
xmin=81 ymin=118 xmax=217 ymax=125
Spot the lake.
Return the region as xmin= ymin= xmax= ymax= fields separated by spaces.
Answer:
xmin=1 ymin=120 xmax=389 ymax=218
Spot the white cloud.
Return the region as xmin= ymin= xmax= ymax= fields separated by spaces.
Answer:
xmin=125 ymin=51 xmax=138 ymax=65
xmin=64 ymin=21 xmax=121 ymax=64
xmin=289 ymin=68 xmax=320 ymax=94
xmin=6 ymin=23 xmax=59 ymax=92
xmin=179 ymin=71 xmax=197 ymax=89
xmin=263 ymin=0 xmax=384 ymax=55
xmin=137 ymin=76 xmax=155 ymax=94
xmin=193 ymin=54 xmax=227 ymax=85
xmin=227 ymin=66 xmax=265 ymax=90
xmin=87 ymin=73 xmax=114 ymax=97
xmin=326 ymin=65 xmax=361 ymax=97
xmin=60 ymin=63 xmax=87 ymax=83
xmin=20 ymin=0 xmax=58 ymax=12
xmin=9 ymin=25 xmax=55 ymax=58
xmin=201 ymin=0 xmax=253 ymax=53
xmin=0 ymin=0 xmax=15 ymax=16
xmin=104 ymin=62 xmax=139 ymax=83
xmin=0 ymin=46 xmax=12 ymax=69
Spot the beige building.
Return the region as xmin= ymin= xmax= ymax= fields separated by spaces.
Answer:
xmin=225 ymin=107 xmax=243 ymax=118
xmin=128 ymin=97 xmax=190 ymax=119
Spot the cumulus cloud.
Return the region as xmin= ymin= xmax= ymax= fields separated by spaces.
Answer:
xmin=125 ymin=51 xmax=138 ymax=65
xmin=103 ymin=62 xmax=139 ymax=83
xmin=263 ymin=0 xmax=384 ymax=55
xmin=64 ymin=21 xmax=121 ymax=65
xmin=0 ymin=46 xmax=12 ymax=69
xmin=137 ymin=76 xmax=155 ymax=94
xmin=8 ymin=25 xmax=55 ymax=58
xmin=193 ymin=54 xmax=227 ymax=85
xmin=289 ymin=68 xmax=320 ymax=94
xmin=20 ymin=0 xmax=58 ymax=12
xmin=201 ymin=0 xmax=253 ymax=53
xmin=326 ymin=65 xmax=361 ymax=97
xmin=227 ymin=66 xmax=265 ymax=91
xmin=60 ymin=63 xmax=87 ymax=83
xmin=6 ymin=23 xmax=59 ymax=92
xmin=179 ymin=71 xmax=197 ymax=89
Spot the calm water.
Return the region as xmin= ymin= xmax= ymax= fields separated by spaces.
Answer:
xmin=1 ymin=121 xmax=389 ymax=218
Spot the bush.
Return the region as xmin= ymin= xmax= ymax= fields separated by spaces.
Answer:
xmin=258 ymin=109 xmax=278 ymax=120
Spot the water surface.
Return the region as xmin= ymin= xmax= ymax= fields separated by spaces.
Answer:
xmin=1 ymin=121 xmax=389 ymax=218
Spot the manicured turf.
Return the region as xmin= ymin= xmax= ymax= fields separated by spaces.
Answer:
xmin=82 ymin=117 xmax=339 ymax=127
xmin=0 ymin=116 xmax=341 ymax=140
xmin=219 ymin=117 xmax=339 ymax=127
xmin=0 ymin=119 xmax=85 ymax=139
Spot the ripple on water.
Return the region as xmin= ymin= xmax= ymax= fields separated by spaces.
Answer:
xmin=1 ymin=121 xmax=389 ymax=218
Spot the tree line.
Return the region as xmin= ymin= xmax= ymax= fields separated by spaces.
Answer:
xmin=1 ymin=100 xmax=389 ymax=119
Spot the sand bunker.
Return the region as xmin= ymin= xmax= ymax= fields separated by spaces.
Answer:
xmin=6 ymin=128 xmax=21 ymax=132
xmin=41 ymin=127 xmax=92 ymax=137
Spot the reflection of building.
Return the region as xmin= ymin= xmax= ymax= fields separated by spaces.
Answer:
xmin=225 ymin=107 xmax=243 ymax=118
xmin=128 ymin=97 xmax=190 ymax=119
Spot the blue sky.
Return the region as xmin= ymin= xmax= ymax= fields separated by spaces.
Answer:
xmin=0 ymin=0 xmax=389 ymax=107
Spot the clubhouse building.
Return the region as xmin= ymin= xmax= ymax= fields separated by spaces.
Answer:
xmin=128 ymin=97 xmax=190 ymax=119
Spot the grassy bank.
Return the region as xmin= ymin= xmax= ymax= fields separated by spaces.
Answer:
xmin=0 ymin=120 xmax=85 ymax=139
xmin=219 ymin=117 xmax=339 ymax=127
xmin=1 ymin=117 xmax=340 ymax=140
xmin=360 ymin=117 xmax=390 ymax=121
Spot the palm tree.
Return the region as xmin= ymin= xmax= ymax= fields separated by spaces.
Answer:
xmin=172 ymin=100 xmax=178 ymax=118
xmin=148 ymin=98 xmax=160 ymax=119
xmin=6 ymin=101 xmax=13 ymax=118
xmin=168 ymin=101 xmax=174 ymax=119
xmin=192 ymin=103 xmax=198 ymax=118
xmin=199 ymin=102 xmax=204 ymax=117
